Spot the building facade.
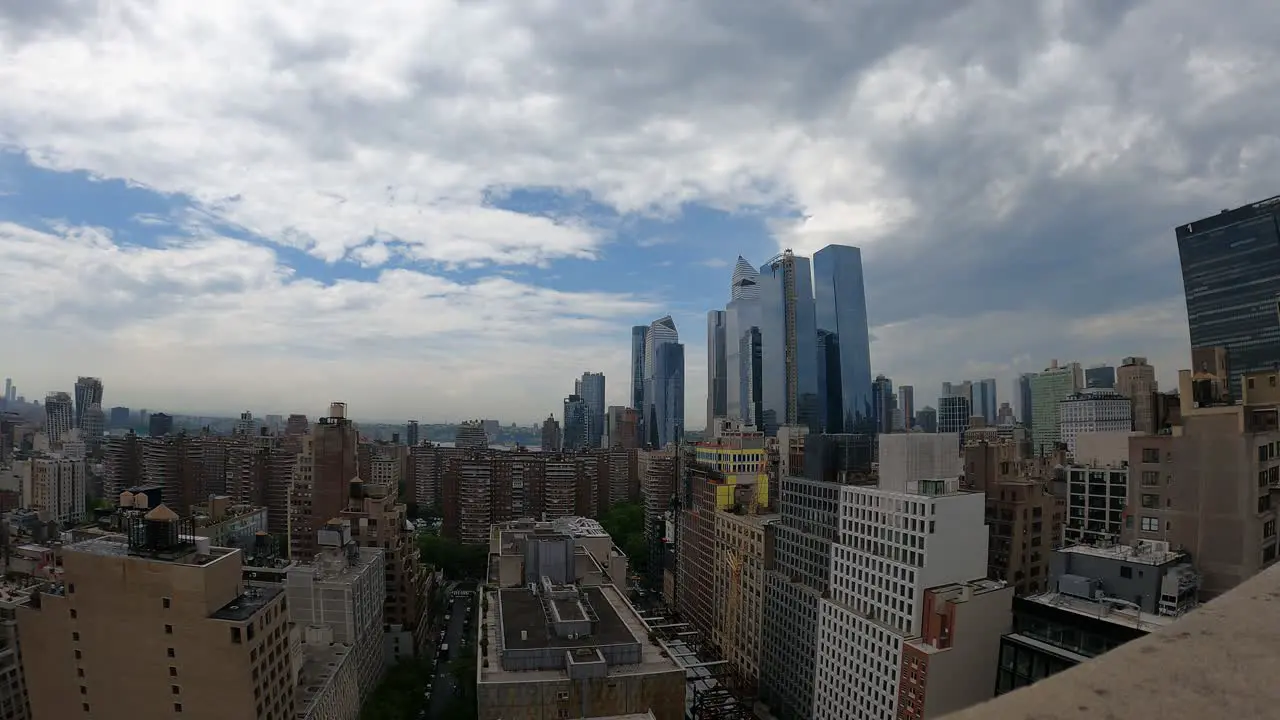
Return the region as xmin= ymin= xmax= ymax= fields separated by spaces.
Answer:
xmin=1116 ymin=357 xmax=1158 ymax=433
xmin=707 ymin=310 xmax=728 ymax=429
xmin=1176 ymin=195 xmax=1280 ymax=400
xmin=813 ymin=244 xmax=874 ymax=434
xmin=813 ymin=439 xmax=1002 ymax=720
xmin=43 ymin=392 xmax=73 ymax=447
xmin=937 ymin=396 xmax=970 ymax=436
xmin=1029 ymin=361 xmax=1083 ymax=454
xmin=759 ymin=251 xmax=820 ymax=435
xmin=19 ymin=510 xmax=295 ymax=720
xmin=1058 ymin=390 xmax=1132 ymax=459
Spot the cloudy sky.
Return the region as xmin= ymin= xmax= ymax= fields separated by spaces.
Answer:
xmin=1 ymin=1 xmax=1277 ymax=426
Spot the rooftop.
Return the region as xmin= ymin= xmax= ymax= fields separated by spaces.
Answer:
xmin=482 ymin=584 xmax=680 ymax=684
xmin=294 ymin=642 xmax=352 ymax=715
xmin=210 ymin=585 xmax=282 ymax=622
xmin=192 ymin=503 xmax=266 ymax=527
xmin=941 ymin=564 xmax=1280 ymax=720
xmin=499 ymin=586 xmax=635 ymax=650
xmin=1059 ymin=540 xmax=1183 ymax=567
xmin=550 ymin=516 xmax=609 ymax=538
xmin=1022 ymin=590 xmax=1178 ymax=632
xmin=67 ymin=534 xmax=234 ymax=566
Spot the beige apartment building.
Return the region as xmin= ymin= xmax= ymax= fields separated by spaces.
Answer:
xmin=18 ymin=506 xmax=294 ymax=720
xmin=341 ymin=479 xmax=429 ymax=658
xmin=1126 ymin=368 xmax=1280 ymax=597
xmin=1117 ymin=356 xmax=1159 ymax=433
xmin=964 ymin=437 xmax=1065 ymax=595
xmin=712 ymin=510 xmax=776 ymax=694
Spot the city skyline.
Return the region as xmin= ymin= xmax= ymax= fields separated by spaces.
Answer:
xmin=2 ymin=2 xmax=1271 ymax=426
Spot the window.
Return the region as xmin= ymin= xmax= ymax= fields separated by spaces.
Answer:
xmin=169 ymin=667 xmax=178 ymax=677
xmin=68 ymin=583 xmax=75 ymax=594
xmin=1119 ymin=566 xmax=1132 ymax=579
xmin=1249 ymin=377 xmax=1256 ymax=390
xmin=69 ymin=609 xmax=77 ymax=619
xmin=82 ymin=703 xmax=89 ymax=713
xmin=165 ymin=624 xmax=173 ymax=635
xmin=172 ymin=685 xmax=180 ymax=695
xmin=1259 ymin=495 xmax=1272 ymax=514
xmin=231 ymin=627 xmax=242 ymax=644
xmin=167 ymin=648 xmax=175 ymax=658
xmin=1141 ymin=517 xmax=1159 ymax=532
xmin=1141 ymin=471 xmax=1160 ymax=486
xmin=174 ymin=703 xmax=183 ymax=712
xmin=1141 ymin=494 xmax=1159 ymax=508
xmin=1142 ymin=448 xmax=1160 ymax=463
xmin=72 ymin=632 xmax=80 ymax=642
xmin=163 ymin=597 xmax=171 ymax=609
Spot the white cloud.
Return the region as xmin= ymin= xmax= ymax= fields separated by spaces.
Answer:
xmin=1 ymin=0 xmax=1278 ymax=424
xmin=0 ymin=222 xmax=653 ymax=421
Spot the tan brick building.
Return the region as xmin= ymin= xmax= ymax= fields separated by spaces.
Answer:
xmin=1125 ymin=368 xmax=1280 ymax=597
xmin=19 ymin=506 xmax=293 ymax=720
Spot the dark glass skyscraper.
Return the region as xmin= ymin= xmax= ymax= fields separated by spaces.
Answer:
xmin=759 ymin=251 xmax=820 ymax=435
xmin=706 ymin=310 xmax=727 ymax=429
xmin=647 ymin=341 xmax=685 ymax=448
xmin=1177 ymin=195 xmax=1280 ymax=399
xmin=813 ymin=244 xmax=873 ymax=434
xmin=630 ymin=325 xmax=648 ymax=411
xmin=1085 ymin=365 xmax=1116 ymax=389
xmin=578 ymin=372 xmax=606 ymax=449
xmin=724 ymin=257 xmax=762 ymax=426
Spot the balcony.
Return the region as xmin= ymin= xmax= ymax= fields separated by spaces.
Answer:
xmin=942 ymin=564 xmax=1280 ymax=719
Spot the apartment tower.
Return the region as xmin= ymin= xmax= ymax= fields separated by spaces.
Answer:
xmin=19 ymin=508 xmax=294 ymax=720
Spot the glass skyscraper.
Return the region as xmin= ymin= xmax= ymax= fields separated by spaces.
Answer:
xmin=724 ymin=257 xmax=763 ymax=426
xmin=643 ymin=315 xmax=684 ymax=448
xmin=813 ymin=244 xmax=873 ymax=434
xmin=578 ymin=372 xmax=606 ymax=449
xmin=706 ymin=310 xmax=727 ymax=429
xmin=1177 ymin=195 xmax=1280 ymax=399
xmin=630 ymin=325 xmax=648 ymax=411
xmin=758 ymin=251 xmax=820 ymax=435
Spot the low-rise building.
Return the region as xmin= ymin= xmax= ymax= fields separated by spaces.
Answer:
xmin=478 ymin=580 xmax=685 ymax=720
xmin=995 ymin=541 xmax=1199 ymax=696
xmin=192 ymin=495 xmax=269 ymax=548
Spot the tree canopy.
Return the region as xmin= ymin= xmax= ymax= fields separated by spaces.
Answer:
xmin=418 ymin=533 xmax=488 ymax=580
xmin=600 ymin=502 xmax=648 ymax=575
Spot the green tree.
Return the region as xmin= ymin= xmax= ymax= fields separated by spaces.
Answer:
xmin=359 ymin=656 xmax=433 ymax=720
xmin=418 ymin=533 xmax=488 ymax=579
xmin=600 ymin=502 xmax=648 ymax=577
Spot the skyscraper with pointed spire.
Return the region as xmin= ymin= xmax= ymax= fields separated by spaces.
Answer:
xmin=643 ymin=315 xmax=684 ymax=448
xmin=725 ymin=256 xmax=764 ymax=427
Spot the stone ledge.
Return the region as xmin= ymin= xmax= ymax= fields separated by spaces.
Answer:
xmin=942 ymin=564 xmax=1280 ymax=720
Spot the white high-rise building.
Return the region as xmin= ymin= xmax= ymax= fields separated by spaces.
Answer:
xmin=21 ymin=456 xmax=86 ymax=526
xmin=1059 ymin=389 xmax=1132 ymax=458
xmin=813 ymin=433 xmax=995 ymax=720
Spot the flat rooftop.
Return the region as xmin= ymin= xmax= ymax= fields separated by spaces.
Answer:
xmin=1023 ymin=591 xmax=1178 ymax=631
xmin=1059 ymin=541 xmax=1183 ymax=567
xmin=941 ymin=564 xmax=1280 ymax=720
xmin=211 ymin=586 xmax=282 ymax=622
xmin=482 ymin=585 xmax=681 ymax=684
xmin=294 ymin=643 xmax=352 ymax=715
xmin=500 ymin=586 xmax=635 ymax=650
xmin=67 ymin=534 xmax=236 ymax=566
